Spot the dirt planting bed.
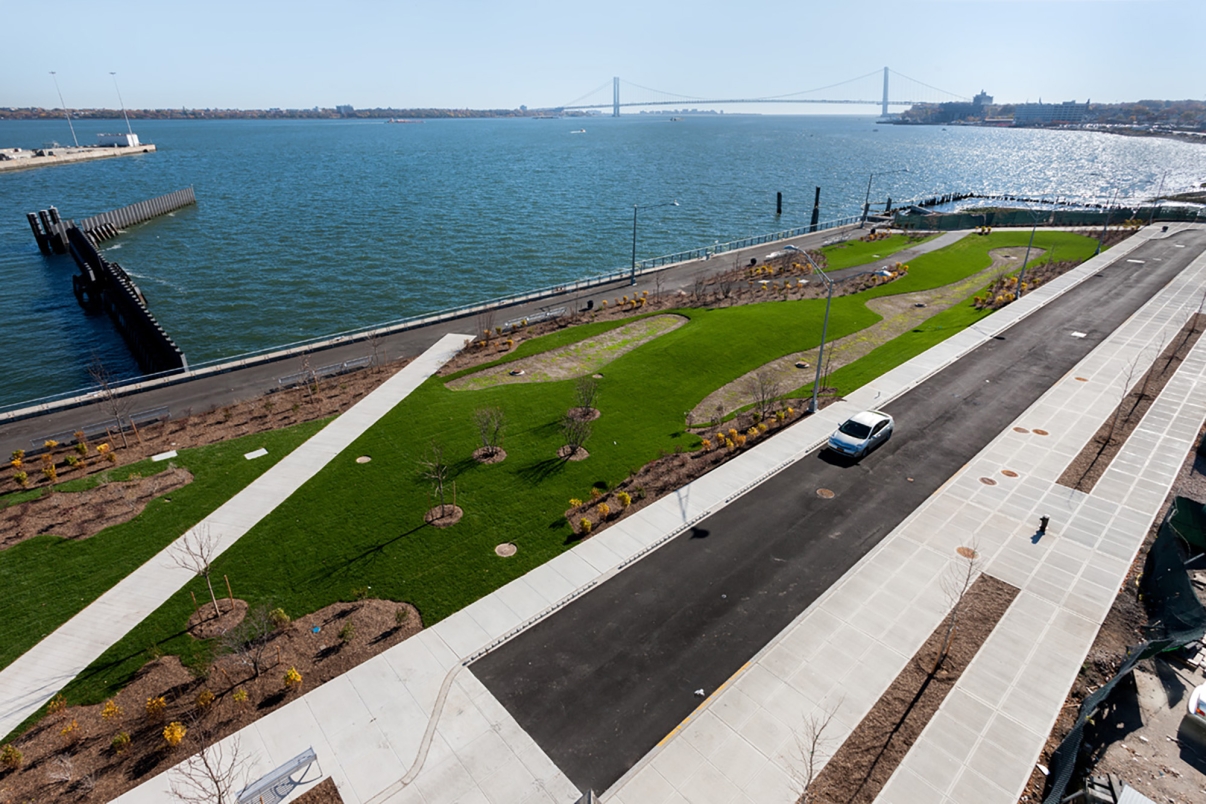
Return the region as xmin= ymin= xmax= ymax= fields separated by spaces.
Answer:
xmin=0 ymin=467 xmax=193 ymax=551
xmin=804 ymin=574 xmax=1019 ymax=804
xmin=1058 ymin=313 xmax=1205 ymax=493
xmin=0 ymin=599 xmax=421 ymax=804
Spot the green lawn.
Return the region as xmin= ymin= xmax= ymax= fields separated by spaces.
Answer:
xmin=18 ymin=230 xmax=1102 ymax=731
xmin=821 ymin=233 xmax=933 ymax=271
xmin=0 ymin=422 xmax=327 ymax=673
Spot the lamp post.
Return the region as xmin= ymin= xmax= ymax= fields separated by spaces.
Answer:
xmin=110 ymin=72 xmax=133 ymax=136
xmin=1096 ymin=188 xmax=1119 ymax=255
xmin=861 ymin=168 xmax=908 ymax=227
xmin=1016 ymin=201 xmax=1049 ymax=299
xmin=49 ymin=71 xmax=79 ymax=147
xmin=1148 ymin=171 xmax=1169 ymax=227
xmin=805 ymin=252 xmax=834 ymax=414
xmin=631 ymin=200 xmax=679 ymax=286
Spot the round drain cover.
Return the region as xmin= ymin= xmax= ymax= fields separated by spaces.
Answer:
xmin=1001 ymin=469 xmax=1018 ymax=478
xmin=495 ymin=543 xmax=517 ymax=557
xmin=979 ymin=477 xmax=997 ymax=486
xmin=816 ymin=488 xmax=835 ymax=499
xmin=1013 ymin=427 xmax=1030 ymax=434
xmin=355 ymin=456 xmax=372 ymax=464
xmin=1033 ymin=429 xmax=1049 ymax=436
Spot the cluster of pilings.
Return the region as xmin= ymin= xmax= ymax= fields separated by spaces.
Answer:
xmin=26 ymin=189 xmax=195 ymax=376
xmin=67 ymin=227 xmax=187 ymax=374
xmin=27 ymin=186 xmax=196 ymax=255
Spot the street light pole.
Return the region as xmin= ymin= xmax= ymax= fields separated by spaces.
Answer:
xmin=806 ymin=254 xmax=834 ymax=414
xmin=110 ymin=72 xmax=133 ymax=136
xmin=631 ymin=200 xmax=679 ymax=286
xmin=1017 ymin=210 xmax=1039 ymax=299
xmin=861 ymin=168 xmax=909 ymax=228
xmin=1096 ymin=188 xmax=1118 ymax=256
xmin=49 ymin=71 xmax=79 ymax=147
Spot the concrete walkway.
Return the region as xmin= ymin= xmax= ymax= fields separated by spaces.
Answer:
xmin=0 ymin=334 xmax=470 ymax=740
xmin=108 ymin=227 xmax=1196 ymax=803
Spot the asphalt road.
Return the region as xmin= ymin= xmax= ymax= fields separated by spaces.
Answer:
xmin=470 ymin=228 xmax=1206 ymax=794
xmin=0 ymin=224 xmax=863 ymax=457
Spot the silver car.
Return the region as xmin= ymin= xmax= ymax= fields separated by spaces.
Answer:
xmin=827 ymin=410 xmax=894 ymax=459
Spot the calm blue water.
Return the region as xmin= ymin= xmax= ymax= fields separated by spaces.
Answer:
xmin=2 ymin=115 xmax=1205 ymax=408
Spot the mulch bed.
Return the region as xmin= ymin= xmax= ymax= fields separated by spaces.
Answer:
xmin=1058 ymin=313 xmax=1205 ymax=492
xmin=0 ymin=467 xmax=193 ymax=551
xmin=4 ymin=358 xmax=415 ymax=505
xmin=804 ymin=574 xmax=1019 ymax=804
xmin=294 ymin=776 xmax=345 ymax=803
xmin=0 ymin=599 xmax=421 ymax=804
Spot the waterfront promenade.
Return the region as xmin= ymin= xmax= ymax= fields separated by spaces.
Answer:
xmin=0 ymin=222 xmax=873 ymax=458
xmin=102 ymin=226 xmax=1201 ymax=802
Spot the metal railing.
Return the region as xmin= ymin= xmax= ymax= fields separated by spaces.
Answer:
xmin=0 ymin=214 xmax=864 ymax=421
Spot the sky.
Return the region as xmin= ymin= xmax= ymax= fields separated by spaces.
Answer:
xmin=3 ymin=0 xmax=1203 ymax=113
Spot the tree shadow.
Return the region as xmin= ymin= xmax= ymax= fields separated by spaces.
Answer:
xmin=318 ymin=523 xmax=427 ymax=582
xmin=517 ymin=457 xmax=567 ymax=485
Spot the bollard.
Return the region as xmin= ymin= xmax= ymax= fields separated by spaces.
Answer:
xmin=1039 ymin=515 xmax=1049 ymax=535
xmin=810 ymin=187 xmax=821 ymax=232
xmin=776 ymin=191 xmax=782 ymax=215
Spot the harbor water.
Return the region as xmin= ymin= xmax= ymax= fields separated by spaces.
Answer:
xmin=1 ymin=115 xmax=1205 ymax=408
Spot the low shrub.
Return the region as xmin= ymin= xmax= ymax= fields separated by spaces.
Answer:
xmin=616 ymin=491 xmax=631 ymax=508
xmin=269 ymin=608 xmax=291 ymax=629
xmin=110 ymin=732 xmax=130 ymax=754
xmin=1 ymin=743 xmax=23 ymax=769
xmin=195 ymin=689 xmax=215 ymax=710
xmin=47 ymin=694 xmax=68 ymax=715
xmin=283 ymin=667 xmax=303 ymax=690
xmin=339 ymin=621 xmax=356 ymax=645
xmin=101 ymin=699 xmax=122 ymax=720
xmin=144 ymin=696 xmax=167 ymax=722
xmin=163 ymin=721 xmax=187 ymax=748
xmin=579 ymin=518 xmax=592 ymax=534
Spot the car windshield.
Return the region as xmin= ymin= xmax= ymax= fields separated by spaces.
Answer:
xmin=838 ymin=420 xmax=872 ymax=439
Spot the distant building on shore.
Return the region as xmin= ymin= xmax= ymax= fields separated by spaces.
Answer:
xmin=1013 ymin=100 xmax=1089 ymax=127
xmin=336 ymin=105 xmax=355 ymax=117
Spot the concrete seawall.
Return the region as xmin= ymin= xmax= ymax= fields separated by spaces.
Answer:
xmin=0 ymin=143 xmax=156 ymax=173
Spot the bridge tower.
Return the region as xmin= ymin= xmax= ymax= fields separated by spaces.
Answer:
xmin=882 ymin=67 xmax=889 ymax=117
xmin=613 ymin=77 xmax=620 ymax=117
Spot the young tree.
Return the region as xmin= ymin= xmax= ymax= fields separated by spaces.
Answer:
xmin=574 ymin=376 xmax=600 ymax=418
xmin=793 ymin=703 xmax=839 ymax=804
xmin=170 ymin=527 xmax=222 ymax=618
xmin=420 ymin=441 xmax=451 ymax=512
xmin=219 ymin=605 xmax=277 ymax=679
xmin=473 ymin=407 xmax=506 ymax=458
xmin=169 ymin=732 xmax=251 ymax=804
xmin=745 ymin=369 xmax=781 ymax=419
xmin=561 ymin=415 xmax=592 ymax=458
xmin=935 ymin=544 xmax=980 ymax=674
xmin=364 ymin=328 xmax=385 ymax=373
xmin=88 ymin=355 xmax=136 ymax=449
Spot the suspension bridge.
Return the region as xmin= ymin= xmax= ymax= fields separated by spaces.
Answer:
xmin=547 ymin=67 xmax=970 ymax=116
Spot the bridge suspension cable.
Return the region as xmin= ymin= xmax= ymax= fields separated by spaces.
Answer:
xmin=754 ymin=68 xmax=884 ymax=101
xmin=558 ymin=79 xmax=615 ymax=110
xmin=887 ymin=69 xmax=970 ymax=102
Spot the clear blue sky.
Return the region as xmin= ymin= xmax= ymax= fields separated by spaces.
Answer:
xmin=3 ymin=0 xmax=1201 ymax=112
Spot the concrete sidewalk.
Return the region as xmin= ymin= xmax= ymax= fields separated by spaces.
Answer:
xmin=109 ymin=227 xmax=1187 ymax=803
xmin=0 ymin=334 xmax=470 ymax=740
xmin=607 ymin=230 xmax=1206 ymax=804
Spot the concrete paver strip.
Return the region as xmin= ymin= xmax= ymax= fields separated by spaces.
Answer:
xmin=0 ymin=334 xmax=470 ymax=740
xmin=447 ymin=314 xmax=687 ymax=390
xmin=107 ymin=226 xmax=1188 ymax=804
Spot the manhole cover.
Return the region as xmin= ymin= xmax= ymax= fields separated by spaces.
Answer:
xmin=1033 ymin=429 xmax=1049 ymax=436
xmin=495 ymin=543 xmax=517 ymax=557
xmin=1001 ymin=469 xmax=1018 ymax=478
xmin=355 ymin=456 xmax=372 ymax=464
xmin=956 ymin=546 xmax=979 ymax=560
xmin=1013 ymin=427 xmax=1030 ymax=434
xmin=979 ymin=477 xmax=997 ymax=486
xmin=1075 ymin=377 xmax=1088 ymax=382
xmin=816 ymin=488 xmax=835 ymax=499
